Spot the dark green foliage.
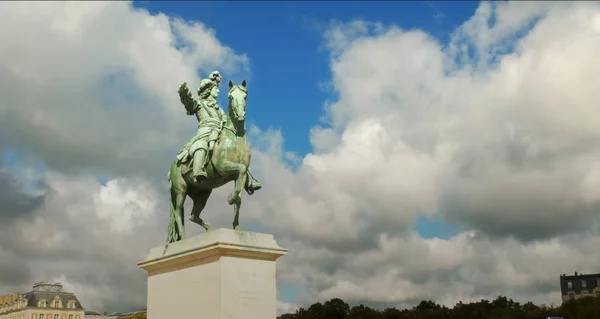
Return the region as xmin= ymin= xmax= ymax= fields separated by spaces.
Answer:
xmin=120 ymin=313 xmax=146 ymax=319
xmin=278 ymin=295 xmax=600 ymax=319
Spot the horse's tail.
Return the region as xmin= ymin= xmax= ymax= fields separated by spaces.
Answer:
xmin=164 ymin=166 xmax=177 ymax=254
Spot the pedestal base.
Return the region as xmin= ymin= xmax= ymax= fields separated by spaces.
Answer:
xmin=138 ymin=228 xmax=288 ymax=319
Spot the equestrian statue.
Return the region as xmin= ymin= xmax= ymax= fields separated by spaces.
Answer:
xmin=166 ymin=71 xmax=261 ymax=244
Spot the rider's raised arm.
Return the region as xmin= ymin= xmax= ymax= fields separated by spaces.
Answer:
xmin=178 ymin=82 xmax=199 ymax=116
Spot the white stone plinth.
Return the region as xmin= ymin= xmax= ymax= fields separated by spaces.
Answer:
xmin=138 ymin=228 xmax=288 ymax=319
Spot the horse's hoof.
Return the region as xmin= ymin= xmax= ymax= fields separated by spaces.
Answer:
xmin=189 ymin=216 xmax=205 ymax=226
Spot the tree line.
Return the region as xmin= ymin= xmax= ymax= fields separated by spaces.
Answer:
xmin=120 ymin=313 xmax=146 ymax=319
xmin=278 ymin=295 xmax=600 ymax=319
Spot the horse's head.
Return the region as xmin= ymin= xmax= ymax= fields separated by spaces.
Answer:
xmin=228 ymin=80 xmax=247 ymax=122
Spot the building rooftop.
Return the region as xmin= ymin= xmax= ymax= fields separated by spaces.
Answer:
xmin=22 ymin=281 xmax=85 ymax=310
xmin=32 ymin=282 xmax=64 ymax=292
xmin=560 ymin=272 xmax=600 ymax=279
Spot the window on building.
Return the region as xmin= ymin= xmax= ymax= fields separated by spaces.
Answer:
xmin=39 ymin=314 xmax=44 ymax=319
xmin=53 ymin=314 xmax=58 ymax=319
xmin=567 ymin=281 xmax=573 ymax=289
xmin=53 ymin=300 xmax=60 ymax=308
xmin=68 ymin=315 xmax=73 ymax=319
xmin=582 ymin=280 xmax=587 ymax=288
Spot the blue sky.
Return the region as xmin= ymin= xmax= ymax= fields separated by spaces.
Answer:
xmin=3 ymin=1 xmax=599 ymax=312
xmin=0 ymin=2 xmax=479 ymax=305
xmin=134 ymin=0 xmax=476 ymax=234
xmin=132 ymin=1 xmax=478 ymax=303
xmin=135 ymin=1 xmax=479 ymax=155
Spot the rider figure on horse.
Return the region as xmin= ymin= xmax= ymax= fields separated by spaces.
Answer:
xmin=176 ymin=71 xmax=261 ymax=192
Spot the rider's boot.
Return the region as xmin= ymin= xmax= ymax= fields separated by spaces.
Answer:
xmin=246 ymin=171 xmax=262 ymax=194
xmin=192 ymin=149 xmax=208 ymax=181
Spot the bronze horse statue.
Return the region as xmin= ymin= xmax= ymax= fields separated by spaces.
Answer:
xmin=166 ymin=80 xmax=255 ymax=244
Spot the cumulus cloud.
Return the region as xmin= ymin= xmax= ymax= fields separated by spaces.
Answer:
xmin=17 ymin=173 xmax=163 ymax=312
xmin=0 ymin=161 xmax=234 ymax=312
xmin=277 ymin=301 xmax=299 ymax=317
xmin=2 ymin=0 xmax=600 ymax=315
xmin=0 ymin=1 xmax=246 ymax=312
xmin=242 ymin=0 xmax=600 ymax=309
xmin=0 ymin=1 xmax=248 ymax=176
xmin=0 ymin=160 xmax=46 ymax=223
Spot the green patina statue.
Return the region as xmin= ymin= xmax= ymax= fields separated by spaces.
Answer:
xmin=166 ymin=71 xmax=261 ymax=244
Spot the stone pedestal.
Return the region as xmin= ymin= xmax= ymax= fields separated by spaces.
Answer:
xmin=138 ymin=228 xmax=288 ymax=319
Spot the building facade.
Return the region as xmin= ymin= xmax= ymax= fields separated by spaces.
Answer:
xmin=559 ymin=272 xmax=600 ymax=302
xmin=0 ymin=282 xmax=85 ymax=319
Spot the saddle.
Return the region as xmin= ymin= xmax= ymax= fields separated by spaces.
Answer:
xmin=178 ymin=131 xmax=225 ymax=176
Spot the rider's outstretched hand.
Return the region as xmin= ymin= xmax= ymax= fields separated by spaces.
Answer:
xmin=178 ymin=81 xmax=188 ymax=92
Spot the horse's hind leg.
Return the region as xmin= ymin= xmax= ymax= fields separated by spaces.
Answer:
xmin=189 ymin=190 xmax=213 ymax=231
xmin=167 ymin=165 xmax=187 ymax=243
xmin=172 ymin=186 xmax=186 ymax=240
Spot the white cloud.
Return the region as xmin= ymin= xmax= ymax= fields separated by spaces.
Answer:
xmin=243 ymin=0 xmax=600 ymax=310
xmin=1 ymin=166 xmax=237 ymax=312
xmin=277 ymin=301 xmax=299 ymax=316
xmin=3 ymin=0 xmax=600 ymax=314
xmin=93 ymin=178 xmax=158 ymax=233
xmin=0 ymin=1 xmax=248 ymax=312
xmin=0 ymin=1 xmax=248 ymax=175
xmin=4 ymin=172 xmax=162 ymax=311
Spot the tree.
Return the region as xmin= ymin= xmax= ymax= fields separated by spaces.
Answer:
xmin=381 ymin=307 xmax=403 ymax=319
xmin=122 ymin=312 xmax=146 ymax=319
xmin=346 ymin=304 xmax=383 ymax=319
xmin=323 ymin=298 xmax=350 ymax=319
xmin=277 ymin=295 xmax=600 ymax=319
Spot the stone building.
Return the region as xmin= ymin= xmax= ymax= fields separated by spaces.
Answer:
xmin=0 ymin=282 xmax=85 ymax=319
xmin=559 ymin=272 xmax=600 ymax=302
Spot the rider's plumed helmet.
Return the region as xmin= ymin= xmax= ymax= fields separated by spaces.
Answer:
xmin=197 ymin=71 xmax=221 ymax=98
xmin=209 ymin=71 xmax=221 ymax=82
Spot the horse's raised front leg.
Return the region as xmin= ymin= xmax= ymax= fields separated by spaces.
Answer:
xmin=189 ymin=190 xmax=213 ymax=231
xmin=220 ymin=160 xmax=247 ymax=230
